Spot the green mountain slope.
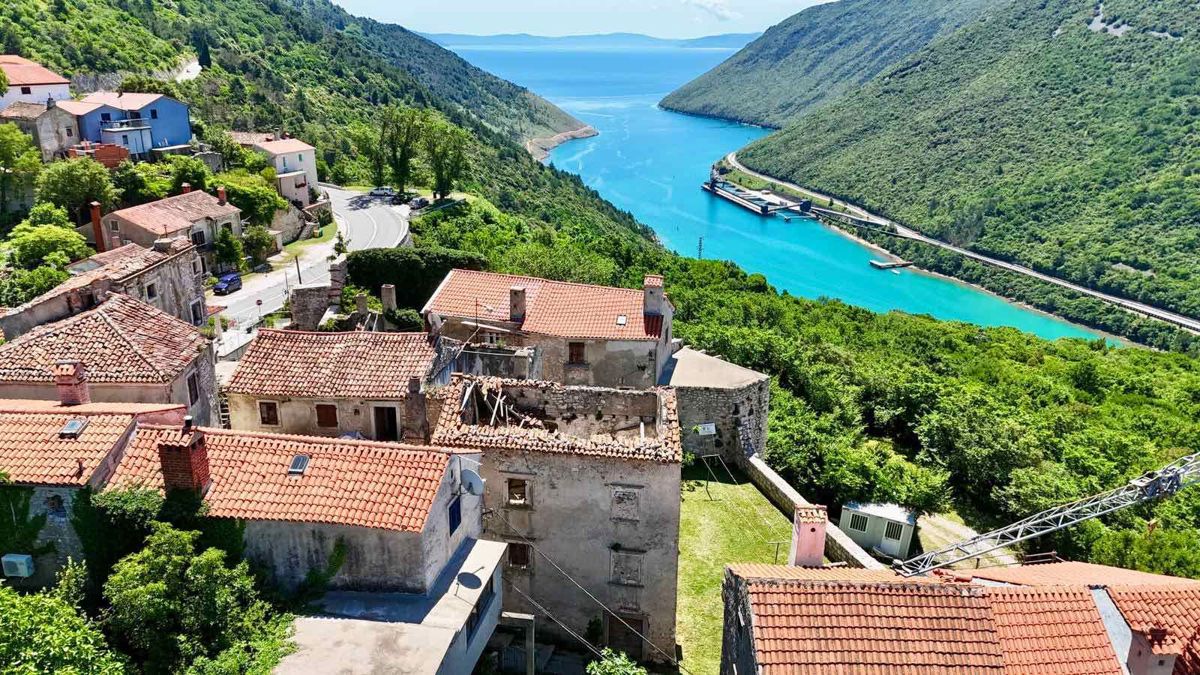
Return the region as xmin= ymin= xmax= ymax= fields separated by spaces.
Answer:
xmin=660 ymin=0 xmax=1002 ymax=128
xmin=739 ymin=0 xmax=1200 ymax=322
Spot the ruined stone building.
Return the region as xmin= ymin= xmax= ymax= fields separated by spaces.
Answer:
xmin=430 ymin=374 xmax=682 ymax=663
xmin=0 ymin=295 xmax=217 ymax=424
xmin=423 ymin=270 xmax=675 ymax=389
xmin=99 ymin=188 xmax=242 ymax=272
xmin=659 ymin=346 xmax=770 ymax=460
xmin=226 ymin=330 xmax=438 ymax=441
xmin=1 ymin=240 xmax=207 ymax=340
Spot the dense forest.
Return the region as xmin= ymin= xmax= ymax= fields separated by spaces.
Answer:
xmin=736 ymin=0 xmax=1200 ymax=332
xmin=660 ymin=0 xmax=1001 ymax=127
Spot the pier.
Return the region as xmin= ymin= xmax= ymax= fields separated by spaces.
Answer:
xmin=702 ymin=180 xmax=798 ymax=215
xmin=870 ymin=260 xmax=914 ymax=270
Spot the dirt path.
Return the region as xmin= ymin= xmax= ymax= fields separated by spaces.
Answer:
xmin=917 ymin=513 xmax=1019 ymax=569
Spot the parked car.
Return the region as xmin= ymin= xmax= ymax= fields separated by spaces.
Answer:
xmin=408 ymin=196 xmax=430 ymax=209
xmin=212 ymin=273 xmax=243 ymax=295
xmin=369 ymin=186 xmax=396 ymax=197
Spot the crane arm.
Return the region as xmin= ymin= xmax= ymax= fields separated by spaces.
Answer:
xmin=895 ymin=451 xmax=1200 ymax=577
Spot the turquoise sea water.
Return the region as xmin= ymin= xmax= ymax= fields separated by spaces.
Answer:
xmin=448 ymin=45 xmax=1099 ymax=340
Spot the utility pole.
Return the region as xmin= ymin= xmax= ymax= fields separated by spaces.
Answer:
xmin=295 ymin=256 xmax=303 ymax=284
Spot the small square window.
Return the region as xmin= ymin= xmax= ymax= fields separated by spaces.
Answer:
xmin=150 ymin=109 xmax=158 ymax=120
xmin=258 ymin=401 xmax=280 ymax=426
xmin=65 ymin=128 xmax=72 ymax=137
xmin=186 ymin=372 xmax=200 ymax=406
xmin=315 ymin=404 xmax=338 ymax=428
xmin=568 ymin=342 xmax=586 ymax=365
xmin=101 ymin=112 xmax=112 ymax=122
xmin=884 ymin=521 xmax=904 ymax=541
xmin=191 ymin=230 xmax=206 ymax=246
xmin=44 ymin=495 xmax=66 ymax=518
xmin=507 ymin=478 xmax=528 ymax=506
xmin=448 ymin=495 xmax=462 ymax=535
xmin=20 ymin=86 xmax=31 ymax=95
xmin=190 ymin=301 xmax=204 ymax=326
xmin=146 ymin=282 xmax=158 ymax=299
xmin=847 ymin=513 xmax=869 ymax=532
xmin=129 ymin=111 xmax=141 ymax=120
xmin=508 ymin=542 xmax=531 ymax=568
xmin=108 ymin=220 xmax=120 ymax=232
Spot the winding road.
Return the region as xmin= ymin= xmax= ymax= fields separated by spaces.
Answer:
xmin=727 ymin=152 xmax=1200 ymax=335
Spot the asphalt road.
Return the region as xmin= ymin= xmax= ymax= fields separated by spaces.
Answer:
xmin=325 ymin=185 xmax=411 ymax=251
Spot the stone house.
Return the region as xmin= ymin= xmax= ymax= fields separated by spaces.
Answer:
xmin=0 ymin=294 xmax=217 ymax=424
xmin=1 ymin=240 xmax=207 ymax=339
xmin=659 ymin=346 xmax=770 ymax=460
xmin=0 ymin=100 xmax=79 ymax=161
xmin=226 ymin=330 xmax=438 ymax=441
xmin=251 ymin=138 xmax=318 ymax=207
xmin=423 ymin=270 xmax=675 ymax=389
xmin=0 ymin=387 xmax=185 ymax=590
xmin=0 ymin=56 xmax=70 ymax=112
xmin=100 ymin=188 xmax=242 ymax=271
xmin=720 ymin=562 xmax=1200 ymax=675
xmin=431 ymin=375 xmax=682 ymax=663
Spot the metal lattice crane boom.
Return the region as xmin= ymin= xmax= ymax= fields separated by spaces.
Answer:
xmin=894 ymin=450 xmax=1200 ymax=577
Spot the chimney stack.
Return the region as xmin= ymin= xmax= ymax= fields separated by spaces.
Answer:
xmin=643 ymin=274 xmax=664 ymax=317
xmin=788 ymin=504 xmax=827 ymax=567
xmin=90 ymin=201 xmax=106 ymax=253
xmin=381 ymin=284 xmax=398 ymax=313
xmin=158 ymin=428 xmax=211 ymax=494
xmin=510 ymin=286 xmax=527 ymax=323
xmin=53 ymin=361 xmax=90 ymax=406
xmin=181 ymin=182 xmax=192 ymax=194
xmin=403 ymin=376 xmax=429 ymax=443
xmin=355 ymin=292 xmax=369 ymax=316
xmin=217 ymin=186 xmax=227 ymax=204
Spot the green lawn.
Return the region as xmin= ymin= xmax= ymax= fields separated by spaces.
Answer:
xmin=677 ymin=463 xmax=794 ymax=675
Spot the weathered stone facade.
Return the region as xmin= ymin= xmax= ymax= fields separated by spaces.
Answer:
xmin=660 ymin=347 xmax=771 ymax=461
xmin=5 ymin=486 xmax=86 ymax=591
xmin=0 ymin=102 xmax=80 ymax=161
xmin=227 ymin=393 xmax=418 ymax=441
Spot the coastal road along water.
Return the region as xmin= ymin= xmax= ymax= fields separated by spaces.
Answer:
xmin=726 ymin=152 xmax=1200 ymax=335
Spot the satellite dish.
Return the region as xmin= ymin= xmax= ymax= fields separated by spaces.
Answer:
xmin=461 ymin=469 xmax=485 ymax=496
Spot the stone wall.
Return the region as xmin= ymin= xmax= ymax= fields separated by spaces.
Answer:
xmin=673 ymin=378 xmax=770 ymax=461
xmin=3 ymin=486 xmax=86 ymax=591
xmin=290 ymin=283 xmax=334 ymax=330
xmin=227 ymin=392 xmax=414 ymax=441
xmin=271 ymin=204 xmax=308 ymax=245
xmin=739 ymin=454 xmax=884 ymax=570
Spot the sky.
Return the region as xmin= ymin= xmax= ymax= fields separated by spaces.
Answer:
xmin=330 ymin=0 xmax=831 ymax=39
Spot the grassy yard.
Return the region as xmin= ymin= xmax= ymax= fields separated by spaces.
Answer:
xmin=677 ymin=462 xmax=793 ymax=675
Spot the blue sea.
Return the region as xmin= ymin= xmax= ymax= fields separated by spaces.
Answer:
xmin=446 ymin=44 xmax=1099 ymax=341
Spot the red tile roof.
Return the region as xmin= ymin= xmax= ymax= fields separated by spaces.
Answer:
xmin=423 ymin=269 xmax=665 ymax=341
xmin=108 ymin=190 xmax=240 ymax=237
xmin=0 ymin=55 xmax=68 ymax=86
xmin=0 ymin=411 xmax=135 ymax=487
xmin=108 ymin=426 xmax=454 ymax=532
xmin=742 ymin=579 xmax=1005 ymax=673
xmin=1 ymin=101 xmax=56 ymax=120
xmin=80 ymin=91 xmax=165 ymax=111
xmin=1108 ymin=585 xmax=1200 ymax=674
xmin=0 ymin=399 xmax=185 ymax=416
xmin=729 ymin=564 xmax=929 ymax=583
xmin=253 ymin=138 xmax=314 ymax=155
xmin=55 ymin=100 xmax=104 ymax=116
xmin=988 ymin=587 xmax=1124 ymax=674
xmin=227 ymin=330 xmax=436 ymax=399
xmin=955 ymin=561 xmax=1200 ymax=588
xmin=0 ymin=294 xmax=206 ymax=384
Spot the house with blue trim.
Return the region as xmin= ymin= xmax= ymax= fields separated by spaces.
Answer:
xmin=58 ymin=92 xmax=191 ymax=160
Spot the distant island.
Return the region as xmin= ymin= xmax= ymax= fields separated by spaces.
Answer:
xmin=422 ymin=32 xmax=761 ymax=50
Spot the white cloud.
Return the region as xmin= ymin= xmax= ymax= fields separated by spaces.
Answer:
xmin=682 ymin=0 xmax=741 ymax=21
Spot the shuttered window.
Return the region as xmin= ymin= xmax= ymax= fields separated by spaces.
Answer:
xmin=315 ymin=404 xmax=338 ymax=428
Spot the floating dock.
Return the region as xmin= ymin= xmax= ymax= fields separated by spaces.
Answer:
xmin=702 ymin=180 xmax=795 ymax=216
xmin=869 ymin=260 xmax=914 ymax=270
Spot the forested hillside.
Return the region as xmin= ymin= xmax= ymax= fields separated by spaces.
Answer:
xmin=660 ymin=0 xmax=1002 ymax=127
xmin=739 ymin=0 xmax=1200 ymax=327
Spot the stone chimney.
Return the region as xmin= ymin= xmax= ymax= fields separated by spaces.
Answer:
xmin=217 ymin=186 xmax=227 ymax=204
xmin=510 ymin=286 xmax=527 ymax=323
xmin=643 ymin=274 xmax=665 ymax=316
xmin=381 ymin=284 xmax=398 ymax=313
xmin=46 ymin=95 xmax=55 ymax=110
xmin=53 ymin=361 xmax=90 ymax=406
xmin=402 ymin=376 xmax=429 ymax=443
xmin=90 ymin=201 xmax=106 ymax=253
xmin=788 ymin=504 xmax=827 ymax=567
xmin=355 ymin=292 xmax=369 ymax=316
xmin=180 ymin=182 xmax=192 ymax=194
xmin=152 ymin=238 xmax=173 ymax=253
xmin=158 ymin=421 xmax=211 ymax=494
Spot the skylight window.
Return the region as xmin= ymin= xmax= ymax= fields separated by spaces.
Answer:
xmin=288 ymin=455 xmax=310 ymax=475
xmin=616 ymin=314 xmax=628 ymax=326
xmin=58 ymin=418 xmax=89 ymax=439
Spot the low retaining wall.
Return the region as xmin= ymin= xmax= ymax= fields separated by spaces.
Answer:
xmin=738 ymin=454 xmax=884 ymax=570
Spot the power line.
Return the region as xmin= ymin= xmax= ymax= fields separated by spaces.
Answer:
xmin=491 ymin=509 xmax=691 ymax=673
xmin=505 ymin=580 xmax=605 ymax=661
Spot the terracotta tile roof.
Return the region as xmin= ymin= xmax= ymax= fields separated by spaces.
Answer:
xmin=227 ymin=330 xmax=436 ymax=399
xmin=742 ymin=579 xmax=1006 ymax=673
xmin=957 ymin=561 xmax=1200 ymax=588
xmin=253 ymin=138 xmax=314 ymax=155
xmin=229 ymin=131 xmax=277 ymax=146
xmin=423 ymin=269 xmax=666 ymax=341
xmin=431 ymin=376 xmax=682 ymax=463
xmin=108 ymin=426 xmax=454 ymax=532
xmin=728 ymin=564 xmax=929 ymax=583
xmin=988 ymin=587 xmax=1124 ymax=674
xmin=1 ymin=101 xmax=54 ymax=119
xmin=0 ymin=55 xmax=68 ymax=86
xmin=108 ymin=190 xmax=240 ymax=237
xmin=55 ymin=100 xmax=104 ymax=116
xmin=0 ymin=411 xmax=135 ymax=486
xmin=0 ymin=294 xmax=206 ymax=384
xmin=1107 ymin=585 xmax=1200 ymax=674
xmin=0 ymin=399 xmax=185 ymax=416
xmin=81 ymin=91 xmax=165 ymax=111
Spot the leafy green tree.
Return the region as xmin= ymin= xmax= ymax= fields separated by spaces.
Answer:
xmin=118 ymin=74 xmax=181 ymax=99
xmin=423 ymin=116 xmax=470 ymax=199
xmin=167 ymin=155 xmax=212 ymax=193
xmin=214 ymin=170 xmax=286 ymax=225
xmin=350 ymin=120 xmax=387 ymax=188
xmin=0 ymin=122 xmax=42 ymax=217
xmin=242 ymin=225 xmax=275 ymax=265
xmin=586 ymin=648 xmax=647 ymax=675
xmin=1091 ymin=528 xmax=1200 ymax=579
xmin=111 ymin=160 xmax=167 ymax=207
xmin=0 ymin=584 xmax=125 ymax=674
xmin=0 ymin=263 xmax=69 ymax=306
xmin=385 ymin=106 xmax=426 ymax=194
xmin=7 ymin=220 xmax=92 ymax=268
xmin=346 ymin=245 xmax=486 ymax=309
xmin=214 ymin=226 xmax=245 ymax=271
xmin=35 ymin=157 xmax=118 ymax=223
